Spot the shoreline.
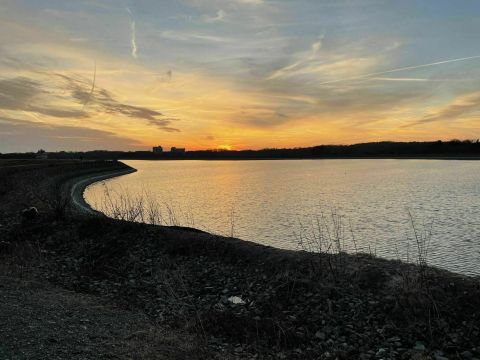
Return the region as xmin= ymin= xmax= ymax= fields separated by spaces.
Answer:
xmin=69 ymin=166 xmax=137 ymax=215
xmin=117 ymin=156 xmax=480 ymax=161
xmin=2 ymin=160 xmax=480 ymax=358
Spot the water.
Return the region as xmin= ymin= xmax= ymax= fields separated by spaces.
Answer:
xmin=84 ymin=159 xmax=480 ymax=276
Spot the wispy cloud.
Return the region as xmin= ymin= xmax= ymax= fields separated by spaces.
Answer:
xmin=0 ymin=117 xmax=142 ymax=151
xmin=406 ymin=91 xmax=480 ymax=127
xmin=203 ymin=9 xmax=226 ymax=23
xmin=62 ymin=75 xmax=180 ymax=131
xmin=268 ymin=36 xmax=324 ymax=80
xmin=160 ymin=30 xmax=231 ymax=43
xmin=0 ymin=77 xmax=88 ymax=118
xmin=236 ymin=0 xmax=264 ymax=5
xmin=0 ymin=74 xmax=180 ymax=133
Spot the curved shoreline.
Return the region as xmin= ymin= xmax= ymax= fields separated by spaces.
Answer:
xmin=69 ymin=166 xmax=137 ymax=215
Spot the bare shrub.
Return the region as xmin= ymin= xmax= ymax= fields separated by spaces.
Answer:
xmin=294 ymin=206 xmax=347 ymax=254
xmin=293 ymin=205 xmax=357 ymax=277
xmin=49 ymin=180 xmax=71 ymax=219
xmin=94 ymin=183 xmax=195 ymax=227
xmin=20 ymin=170 xmax=71 ymax=219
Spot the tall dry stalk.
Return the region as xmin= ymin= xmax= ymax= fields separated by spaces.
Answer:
xmin=294 ymin=206 xmax=356 ymax=276
xmin=407 ymin=209 xmax=434 ymax=284
xmin=94 ymin=183 xmax=194 ymax=227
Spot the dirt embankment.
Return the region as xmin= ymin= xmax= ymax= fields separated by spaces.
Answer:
xmin=1 ymin=160 xmax=480 ymax=359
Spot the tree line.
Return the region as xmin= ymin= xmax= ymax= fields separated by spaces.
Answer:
xmin=2 ymin=140 xmax=480 ymax=160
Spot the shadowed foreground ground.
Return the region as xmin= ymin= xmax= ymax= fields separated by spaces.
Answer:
xmin=0 ymin=160 xmax=479 ymax=359
xmin=0 ymin=276 xmax=198 ymax=359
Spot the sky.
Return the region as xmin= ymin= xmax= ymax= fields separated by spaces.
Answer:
xmin=1 ymin=0 xmax=480 ymax=152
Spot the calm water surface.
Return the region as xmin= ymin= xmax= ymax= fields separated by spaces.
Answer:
xmin=85 ymin=160 xmax=480 ymax=276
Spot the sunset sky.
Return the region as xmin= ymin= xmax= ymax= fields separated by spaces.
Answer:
xmin=1 ymin=0 xmax=480 ymax=152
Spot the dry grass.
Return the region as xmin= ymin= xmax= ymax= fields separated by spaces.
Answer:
xmin=93 ymin=184 xmax=195 ymax=227
xmin=293 ymin=206 xmax=361 ymax=277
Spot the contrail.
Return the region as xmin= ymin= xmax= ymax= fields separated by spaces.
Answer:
xmin=370 ymin=77 xmax=468 ymax=82
xmin=126 ymin=7 xmax=137 ymax=59
xmin=318 ymin=55 xmax=480 ymax=85
xmin=131 ymin=21 xmax=138 ymax=59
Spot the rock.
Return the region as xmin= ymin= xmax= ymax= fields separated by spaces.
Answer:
xmin=461 ymin=351 xmax=473 ymax=359
xmin=21 ymin=206 xmax=38 ymax=220
xmin=376 ymin=348 xmax=387 ymax=357
xmin=228 ymin=296 xmax=245 ymax=305
xmin=388 ymin=336 xmax=401 ymax=343
xmin=315 ymin=331 xmax=326 ymax=340
xmin=414 ymin=342 xmax=426 ymax=351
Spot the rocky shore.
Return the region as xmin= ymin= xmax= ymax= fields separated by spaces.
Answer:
xmin=1 ymin=160 xmax=479 ymax=359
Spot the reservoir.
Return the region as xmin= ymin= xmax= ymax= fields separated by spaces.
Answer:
xmin=84 ymin=159 xmax=480 ymax=276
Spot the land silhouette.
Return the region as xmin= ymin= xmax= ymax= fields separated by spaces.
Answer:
xmin=2 ymin=139 xmax=480 ymax=160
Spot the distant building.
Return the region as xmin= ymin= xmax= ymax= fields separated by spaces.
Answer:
xmin=171 ymin=147 xmax=186 ymax=153
xmin=152 ymin=146 xmax=163 ymax=153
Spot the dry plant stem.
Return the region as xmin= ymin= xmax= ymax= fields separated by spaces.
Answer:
xmin=99 ymin=184 xmax=185 ymax=226
xmin=407 ymin=209 xmax=433 ymax=286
